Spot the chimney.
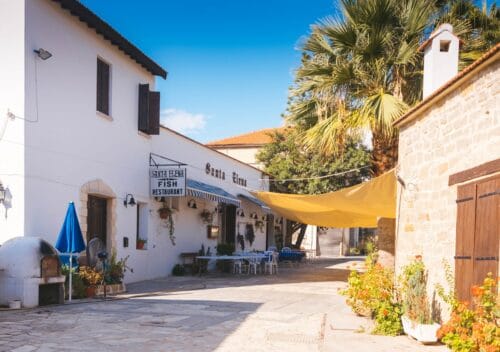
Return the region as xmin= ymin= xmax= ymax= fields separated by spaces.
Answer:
xmin=421 ymin=24 xmax=460 ymax=98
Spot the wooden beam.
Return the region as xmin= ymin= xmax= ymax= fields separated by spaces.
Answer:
xmin=449 ymin=159 xmax=500 ymax=186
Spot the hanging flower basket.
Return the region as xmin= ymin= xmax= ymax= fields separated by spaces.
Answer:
xmin=158 ymin=207 xmax=173 ymax=219
xmin=200 ymin=209 xmax=213 ymax=224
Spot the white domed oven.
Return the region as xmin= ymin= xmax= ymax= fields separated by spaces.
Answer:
xmin=0 ymin=237 xmax=66 ymax=308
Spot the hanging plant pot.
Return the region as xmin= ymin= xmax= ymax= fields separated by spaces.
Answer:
xmin=158 ymin=207 xmax=172 ymax=219
xmin=200 ymin=209 xmax=213 ymax=224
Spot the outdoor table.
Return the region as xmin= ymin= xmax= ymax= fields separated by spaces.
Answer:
xmin=279 ymin=251 xmax=305 ymax=263
xmin=196 ymin=254 xmax=268 ymax=275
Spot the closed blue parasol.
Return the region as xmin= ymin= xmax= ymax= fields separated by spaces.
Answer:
xmin=55 ymin=202 xmax=86 ymax=302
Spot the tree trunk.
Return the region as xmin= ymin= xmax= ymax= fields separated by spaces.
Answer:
xmin=294 ymin=224 xmax=308 ymax=248
xmin=370 ymin=130 xmax=399 ymax=176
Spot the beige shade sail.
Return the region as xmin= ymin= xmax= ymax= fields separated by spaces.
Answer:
xmin=252 ymin=169 xmax=396 ymax=228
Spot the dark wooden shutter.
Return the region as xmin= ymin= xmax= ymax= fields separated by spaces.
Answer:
xmin=138 ymin=84 xmax=150 ymax=133
xmin=473 ymin=177 xmax=499 ymax=286
xmin=96 ymin=59 xmax=110 ymax=115
xmin=96 ymin=60 xmax=102 ymax=112
xmin=148 ymin=91 xmax=160 ymax=135
xmin=455 ymin=183 xmax=476 ymax=301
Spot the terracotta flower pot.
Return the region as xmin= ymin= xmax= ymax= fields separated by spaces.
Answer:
xmin=86 ymin=286 xmax=96 ymax=298
xmin=158 ymin=208 xmax=171 ymax=219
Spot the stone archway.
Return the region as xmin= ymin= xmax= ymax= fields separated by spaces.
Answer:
xmin=79 ymin=179 xmax=117 ymax=251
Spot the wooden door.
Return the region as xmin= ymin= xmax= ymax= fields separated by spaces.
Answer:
xmin=87 ymin=195 xmax=107 ymax=246
xmin=455 ymin=183 xmax=476 ymax=301
xmin=455 ymin=175 xmax=499 ymax=301
xmin=222 ymin=205 xmax=236 ymax=244
xmin=473 ymin=177 xmax=499 ymax=286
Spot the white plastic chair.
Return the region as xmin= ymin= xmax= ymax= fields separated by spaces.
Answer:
xmin=232 ymin=259 xmax=243 ymax=274
xmin=264 ymin=252 xmax=279 ymax=275
xmin=247 ymin=256 xmax=260 ymax=275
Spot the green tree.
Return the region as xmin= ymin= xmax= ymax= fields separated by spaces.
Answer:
xmin=257 ymin=129 xmax=371 ymax=195
xmin=286 ymin=0 xmax=498 ymax=176
xmin=256 ymin=128 xmax=371 ymax=247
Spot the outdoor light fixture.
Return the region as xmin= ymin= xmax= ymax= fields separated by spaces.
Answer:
xmin=0 ymin=184 xmax=5 ymax=204
xmin=236 ymin=208 xmax=245 ymax=217
xmin=34 ymin=48 xmax=52 ymax=60
xmin=123 ymin=194 xmax=136 ymax=207
xmin=250 ymin=212 xmax=258 ymax=220
xmin=261 ymin=215 xmax=267 ymax=221
xmin=187 ymin=199 xmax=197 ymax=209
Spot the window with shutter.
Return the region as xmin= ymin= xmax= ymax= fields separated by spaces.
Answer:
xmin=96 ymin=58 xmax=110 ymax=115
xmin=148 ymin=91 xmax=160 ymax=135
xmin=138 ymin=84 xmax=150 ymax=133
xmin=137 ymin=84 xmax=160 ymax=135
xmin=473 ymin=177 xmax=499 ymax=285
xmin=455 ymin=175 xmax=499 ymax=301
xmin=455 ymin=183 xmax=476 ymax=302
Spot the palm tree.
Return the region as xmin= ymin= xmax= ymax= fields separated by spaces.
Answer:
xmin=286 ymin=0 xmax=498 ymax=176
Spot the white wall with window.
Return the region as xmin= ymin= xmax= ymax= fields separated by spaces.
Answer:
xmin=0 ymin=0 xmax=269 ymax=284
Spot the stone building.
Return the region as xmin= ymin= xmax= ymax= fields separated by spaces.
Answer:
xmin=394 ymin=24 xmax=499 ymax=314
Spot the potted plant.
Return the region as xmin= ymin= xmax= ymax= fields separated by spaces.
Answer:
xmin=136 ymin=238 xmax=147 ymax=250
xmin=78 ymin=265 xmax=103 ymax=298
xmin=200 ymin=209 xmax=213 ymax=224
xmin=95 ymin=251 xmax=130 ymax=296
xmin=158 ymin=203 xmax=176 ymax=245
xmin=400 ymin=256 xmax=440 ymax=343
xmin=158 ymin=204 xmax=173 ymax=219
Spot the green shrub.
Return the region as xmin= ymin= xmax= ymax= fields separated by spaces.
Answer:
xmin=400 ymin=256 xmax=433 ymax=324
xmin=341 ymin=254 xmax=402 ymax=336
xmin=61 ymin=265 xmax=87 ymax=299
xmin=216 ymin=243 xmax=235 ymax=256
xmin=172 ymin=264 xmax=185 ymax=276
xmin=372 ymin=301 xmax=403 ymax=336
xmin=104 ymin=251 xmax=130 ymax=284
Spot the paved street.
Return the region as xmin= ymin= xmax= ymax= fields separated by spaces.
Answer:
xmin=0 ymin=258 xmax=448 ymax=352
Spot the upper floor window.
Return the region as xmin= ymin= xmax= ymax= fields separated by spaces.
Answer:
xmin=96 ymin=58 xmax=110 ymax=115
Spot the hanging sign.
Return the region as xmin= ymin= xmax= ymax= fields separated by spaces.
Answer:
xmin=150 ymin=167 xmax=186 ymax=197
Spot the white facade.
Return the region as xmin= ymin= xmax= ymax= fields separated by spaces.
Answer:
xmin=0 ymin=0 xmax=270 ymax=283
xmin=213 ymin=146 xmax=263 ymax=170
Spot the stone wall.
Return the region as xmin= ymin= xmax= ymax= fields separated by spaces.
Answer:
xmin=377 ymin=218 xmax=395 ymax=269
xmin=396 ymin=59 xmax=500 ymax=319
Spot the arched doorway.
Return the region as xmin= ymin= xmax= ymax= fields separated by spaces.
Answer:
xmin=78 ymin=179 xmax=117 ymax=252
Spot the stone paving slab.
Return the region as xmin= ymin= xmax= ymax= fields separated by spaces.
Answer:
xmin=0 ymin=258 xmax=449 ymax=352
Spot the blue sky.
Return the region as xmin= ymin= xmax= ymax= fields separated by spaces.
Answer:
xmin=80 ymin=0 xmax=335 ymax=142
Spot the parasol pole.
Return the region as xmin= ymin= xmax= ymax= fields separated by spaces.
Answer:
xmin=68 ymin=252 xmax=73 ymax=302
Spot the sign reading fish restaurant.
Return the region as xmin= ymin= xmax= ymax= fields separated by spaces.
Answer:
xmin=150 ymin=167 xmax=187 ymax=197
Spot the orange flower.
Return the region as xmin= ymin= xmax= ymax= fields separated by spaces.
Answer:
xmin=415 ymin=255 xmax=422 ymax=261
xmin=471 ymin=285 xmax=485 ymax=297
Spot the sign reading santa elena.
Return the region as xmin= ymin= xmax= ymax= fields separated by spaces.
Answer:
xmin=150 ymin=167 xmax=187 ymax=197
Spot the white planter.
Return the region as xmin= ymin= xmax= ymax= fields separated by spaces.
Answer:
xmin=8 ymin=300 xmax=21 ymax=309
xmin=401 ymin=315 xmax=440 ymax=344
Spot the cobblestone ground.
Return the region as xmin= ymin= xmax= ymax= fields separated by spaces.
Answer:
xmin=0 ymin=258 xmax=449 ymax=352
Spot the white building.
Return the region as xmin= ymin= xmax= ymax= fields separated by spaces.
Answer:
xmin=0 ymin=0 xmax=271 ymax=283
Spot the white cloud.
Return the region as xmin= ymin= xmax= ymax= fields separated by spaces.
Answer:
xmin=160 ymin=108 xmax=207 ymax=134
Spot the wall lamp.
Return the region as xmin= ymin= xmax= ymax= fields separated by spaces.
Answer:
xmin=250 ymin=212 xmax=258 ymax=220
xmin=0 ymin=184 xmax=5 ymax=204
xmin=123 ymin=194 xmax=136 ymax=207
xmin=34 ymin=48 xmax=52 ymax=60
xmin=236 ymin=208 xmax=245 ymax=217
xmin=187 ymin=199 xmax=197 ymax=209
